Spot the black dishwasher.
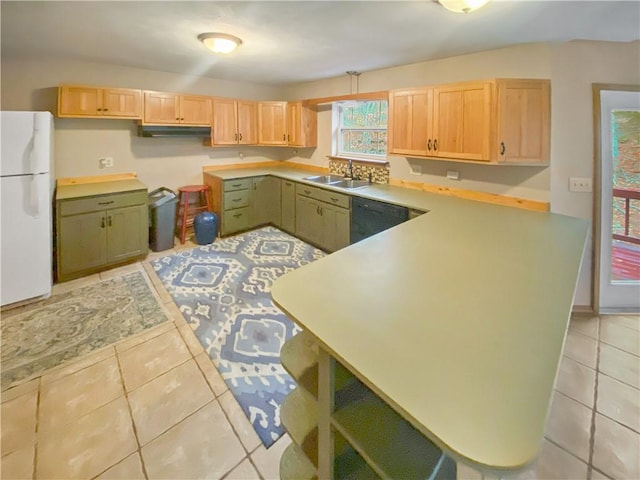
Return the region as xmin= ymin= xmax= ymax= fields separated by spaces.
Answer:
xmin=350 ymin=196 xmax=409 ymax=244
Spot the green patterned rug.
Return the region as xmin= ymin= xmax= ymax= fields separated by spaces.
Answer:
xmin=1 ymin=272 xmax=169 ymax=390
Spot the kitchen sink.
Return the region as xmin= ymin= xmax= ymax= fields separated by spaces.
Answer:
xmin=331 ymin=179 xmax=371 ymax=189
xmin=303 ymin=174 xmax=345 ymax=184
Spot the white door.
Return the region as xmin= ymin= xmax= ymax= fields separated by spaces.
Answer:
xmin=598 ymin=90 xmax=640 ymax=312
xmin=0 ymin=173 xmax=52 ymax=306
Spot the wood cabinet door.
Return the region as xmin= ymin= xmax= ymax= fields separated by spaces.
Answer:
xmin=212 ymin=98 xmax=239 ymax=145
xmin=106 ymin=205 xmax=147 ymax=263
xmin=287 ymin=102 xmax=301 ymax=146
xmin=180 ymin=95 xmax=212 ymax=125
xmin=388 ymin=88 xmax=433 ymax=157
xmin=321 ymin=204 xmax=350 ymax=252
xmin=102 ymin=88 xmax=142 ymax=118
xmin=58 ymin=211 xmax=107 ymax=276
xmin=258 ymin=101 xmax=287 ymax=145
xmin=144 ymin=91 xmax=180 ymax=124
xmin=295 ymin=195 xmax=322 ymax=246
xmin=432 ymin=82 xmax=491 ymax=161
xmin=58 ymin=86 xmax=101 ymax=116
xmin=250 ymin=176 xmax=281 ymax=227
xmin=496 ymin=80 xmax=550 ymax=164
xmin=237 ymin=100 xmax=258 ymax=144
xmin=281 ymin=180 xmax=296 ymax=233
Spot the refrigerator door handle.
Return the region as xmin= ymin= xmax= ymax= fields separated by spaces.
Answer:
xmin=30 ymin=175 xmax=40 ymax=217
xmin=30 ymin=113 xmax=39 ymax=175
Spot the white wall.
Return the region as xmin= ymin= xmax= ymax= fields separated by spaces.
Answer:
xmin=550 ymin=40 xmax=640 ymax=305
xmin=0 ymin=59 xmax=289 ymax=192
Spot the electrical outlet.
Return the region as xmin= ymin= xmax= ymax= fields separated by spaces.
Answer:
xmin=569 ymin=177 xmax=592 ymax=192
xmin=446 ymin=170 xmax=460 ymax=181
xmin=409 ymin=164 xmax=422 ymax=175
xmin=99 ymin=157 xmax=113 ymax=168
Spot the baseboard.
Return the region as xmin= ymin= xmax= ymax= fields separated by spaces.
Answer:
xmin=572 ymin=305 xmax=595 ymax=315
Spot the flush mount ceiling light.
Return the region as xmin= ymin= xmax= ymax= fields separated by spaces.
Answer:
xmin=438 ymin=0 xmax=490 ymax=13
xmin=198 ymin=33 xmax=243 ymax=54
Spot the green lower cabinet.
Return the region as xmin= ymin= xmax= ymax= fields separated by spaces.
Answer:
xmin=106 ymin=204 xmax=148 ymax=263
xmin=58 ymin=211 xmax=108 ymax=275
xmin=56 ymin=187 xmax=148 ymax=282
xmin=281 ymin=180 xmax=296 ymax=233
xmin=295 ymin=194 xmax=350 ymax=252
xmin=250 ymin=176 xmax=281 ymax=227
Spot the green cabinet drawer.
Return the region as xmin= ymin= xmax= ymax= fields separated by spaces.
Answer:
xmin=223 ymin=178 xmax=251 ymax=192
xmin=224 ymin=207 xmax=250 ymax=233
xmin=317 ymin=189 xmax=350 ymax=209
xmin=296 ymin=183 xmax=321 ymax=199
xmin=224 ymin=189 xmax=250 ymax=210
xmin=59 ymin=190 xmax=147 ymax=216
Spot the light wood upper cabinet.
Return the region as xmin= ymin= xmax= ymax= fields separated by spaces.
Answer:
xmin=58 ymin=85 xmax=142 ymax=119
xmin=495 ymin=79 xmax=550 ymax=165
xmin=211 ymin=98 xmax=257 ymax=145
xmin=287 ymin=102 xmax=317 ymax=147
xmin=432 ymin=81 xmax=492 ymax=162
xmin=258 ymin=101 xmax=288 ymax=145
xmin=387 ymin=78 xmax=550 ymax=165
xmin=388 ymin=88 xmax=433 ymax=157
xmin=143 ymin=91 xmax=211 ymax=125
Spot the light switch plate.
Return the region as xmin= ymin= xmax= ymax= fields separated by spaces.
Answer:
xmin=99 ymin=157 xmax=113 ymax=168
xmin=569 ymin=177 xmax=592 ymax=192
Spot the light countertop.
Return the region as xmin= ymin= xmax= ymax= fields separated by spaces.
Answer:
xmin=208 ymin=166 xmax=589 ymax=472
xmin=56 ymin=179 xmax=147 ymax=201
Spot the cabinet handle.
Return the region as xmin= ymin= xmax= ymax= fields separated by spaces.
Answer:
xmin=304 ymin=189 xmax=311 ymax=195
xmin=100 ymin=217 xmax=105 ymax=228
xmin=287 ymin=134 xmax=290 ymax=142
xmin=108 ymin=216 xmax=112 ymax=227
xmin=98 ymin=201 xmax=114 ymax=205
xmin=97 ymin=108 xmax=102 ymax=112
xmin=283 ymin=134 xmax=286 ymax=141
xmin=239 ymin=133 xmax=243 ymax=141
xmin=176 ymin=117 xmax=180 ymax=120
xmin=232 ymin=198 xmax=241 ymax=202
xmin=104 ymin=108 xmax=108 ymax=112
xmin=434 ymin=139 xmax=438 ymax=151
xmin=231 ymin=183 xmax=242 ymax=187
xmin=319 ymin=206 xmax=323 ymax=216
xmin=234 ymin=133 xmax=238 ymax=141
xmin=233 ymin=213 xmax=242 ymax=218
xmin=285 ymin=182 xmax=292 ymax=186
xmin=500 ymin=142 xmax=506 ymax=155
xmin=427 ymin=139 xmax=432 ymax=151
xmin=330 ymin=197 xmax=339 ymax=203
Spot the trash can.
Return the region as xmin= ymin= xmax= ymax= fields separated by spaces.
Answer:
xmin=148 ymin=187 xmax=178 ymax=252
xmin=193 ymin=211 xmax=218 ymax=245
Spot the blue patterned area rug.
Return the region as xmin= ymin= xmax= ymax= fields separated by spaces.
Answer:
xmin=150 ymin=226 xmax=325 ymax=447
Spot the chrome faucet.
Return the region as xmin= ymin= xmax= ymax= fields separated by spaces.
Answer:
xmin=346 ymin=159 xmax=354 ymax=179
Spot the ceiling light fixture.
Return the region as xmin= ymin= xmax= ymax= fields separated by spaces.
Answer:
xmin=438 ymin=0 xmax=490 ymax=13
xmin=198 ymin=33 xmax=243 ymax=54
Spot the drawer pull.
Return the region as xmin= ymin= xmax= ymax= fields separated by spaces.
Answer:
xmin=330 ymin=197 xmax=339 ymax=203
xmin=231 ymin=183 xmax=242 ymax=187
xmin=285 ymin=182 xmax=292 ymax=186
xmin=98 ymin=201 xmax=114 ymax=205
xmin=232 ymin=198 xmax=242 ymax=202
xmin=233 ymin=213 xmax=242 ymax=218
xmin=304 ymin=189 xmax=311 ymax=195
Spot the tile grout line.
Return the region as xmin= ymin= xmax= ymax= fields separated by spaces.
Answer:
xmin=586 ymin=316 xmax=602 ymax=480
xmin=112 ymin=348 xmax=150 ymax=480
xmin=32 ymin=377 xmax=41 ymax=480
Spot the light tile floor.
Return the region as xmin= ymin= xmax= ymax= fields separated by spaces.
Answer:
xmin=1 ymin=240 xmax=638 ymax=479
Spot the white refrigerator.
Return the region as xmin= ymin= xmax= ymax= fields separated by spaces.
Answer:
xmin=1 ymin=111 xmax=55 ymax=307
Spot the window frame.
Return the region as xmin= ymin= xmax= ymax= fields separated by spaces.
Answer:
xmin=333 ymin=99 xmax=388 ymax=161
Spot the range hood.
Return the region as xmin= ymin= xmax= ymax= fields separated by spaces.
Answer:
xmin=137 ymin=125 xmax=211 ymax=138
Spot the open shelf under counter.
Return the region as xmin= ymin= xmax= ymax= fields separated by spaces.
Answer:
xmin=281 ymin=386 xmax=318 ymax=467
xmin=280 ymin=442 xmax=317 ymax=480
xmin=280 ymin=330 xmax=320 ymax=398
xmin=331 ymin=392 xmax=456 ymax=480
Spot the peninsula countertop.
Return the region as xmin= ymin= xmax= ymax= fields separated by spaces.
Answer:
xmin=261 ymin=170 xmax=589 ymax=473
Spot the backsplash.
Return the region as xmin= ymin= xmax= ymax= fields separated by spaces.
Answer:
xmin=328 ymin=158 xmax=390 ymax=184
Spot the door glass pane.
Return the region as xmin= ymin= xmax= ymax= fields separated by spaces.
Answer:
xmin=610 ymin=110 xmax=640 ymax=282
